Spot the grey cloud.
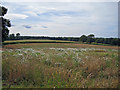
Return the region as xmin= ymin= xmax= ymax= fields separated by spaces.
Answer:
xmin=41 ymin=25 xmax=48 ymax=28
xmin=23 ymin=25 xmax=32 ymax=29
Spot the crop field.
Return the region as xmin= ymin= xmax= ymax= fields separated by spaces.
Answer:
xmin=3 ymin=40 xmax=74 ymax=45
xmin=2 ymin=41 xmax=119 ymax=88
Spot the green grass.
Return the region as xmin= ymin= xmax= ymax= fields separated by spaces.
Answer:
xmin=91 ymin=42 xmax=117 ymax=46
xmin=3 ymin=40 xmax=74 ymax=45
xmin=3 ymin=40 xmax=118 ymax=48
xmin=2 ymin=43 xmax=118 ymax=88
xmin=5 ymin=40 xmax=74 ymax=42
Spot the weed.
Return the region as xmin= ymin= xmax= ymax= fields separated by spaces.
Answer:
xmin=2 ymin=44 xmax=118 ymax=88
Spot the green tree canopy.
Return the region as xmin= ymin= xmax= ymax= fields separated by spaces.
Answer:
xmin=87 ymin=34 xmax=95 ymax=44
xmin=16 ymin=33 xmax=20 ymax=40
xmin=79 ymin=35 xmax=87 ymax=42
xmin=0 ymin=6 xmax=11 ymax=42
xmin=16 ymin=33 xmax=20 ymax=37
xmin=88 ymin=34 xmax=95 ymax=38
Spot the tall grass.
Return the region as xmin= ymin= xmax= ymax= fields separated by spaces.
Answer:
xmin=2 ymin=47 xmax=118 ymax=88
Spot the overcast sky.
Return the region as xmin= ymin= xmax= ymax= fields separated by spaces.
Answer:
xmin=2 ymin=2 xmax=118 ymax=37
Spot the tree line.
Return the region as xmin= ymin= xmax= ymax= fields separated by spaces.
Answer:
xmin=6 ymin=33 xmax=120 ymax=46
xmin=1 ymin=6 xmax=119 ymax=46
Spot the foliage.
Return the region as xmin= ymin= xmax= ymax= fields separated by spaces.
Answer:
xmin=0 ymin=6 xmax=11 ymax=42
xmin=6 ymin=34 xmax=119 ymax=46
xmin=79 ymin=35 xmax=87 ymax=42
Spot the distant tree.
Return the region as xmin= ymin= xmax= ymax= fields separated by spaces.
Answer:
xmin=16 ymin=33 xmax=20 ymax=40
xmin=65 ymin=37 xmax=71 ymax=41
xmin=87 ymin=34 xmax=95 ymax=44
xmin=79 ymin=35 xmax=87 ymax=42
xmin=9 ymin=34 xmax=15 ymax=40
xmin=104 ymin=38 xmax=112 ymax=44
xmin=0 ymin=6 xmax=11 ymax=42
xmin=88 ymin=34 xmax=95 ymax=38
xmin=16 ymin=33 xmax=20 ymax=37
xmin=118 ymin=38 xmax=120 ymax=46
xmin=111 ymin=38 xmax=118 ymax=45
xmin=95 ymin=38 xmax=104 ymax=43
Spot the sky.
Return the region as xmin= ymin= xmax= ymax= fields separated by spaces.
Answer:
xmin=1 ymin=1 xmax=118 ymax=38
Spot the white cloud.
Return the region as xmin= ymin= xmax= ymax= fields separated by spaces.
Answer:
xmin=4 ymin=13 xmax=28 ymax=20
xmin=5 ymin=2 xmax=118 ymax=37
xmin=24 ymin=11 xmax=38 ymax=17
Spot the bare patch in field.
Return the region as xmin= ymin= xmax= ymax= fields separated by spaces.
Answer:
xmin=64 ymin=43 xmax=119 ymax=49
